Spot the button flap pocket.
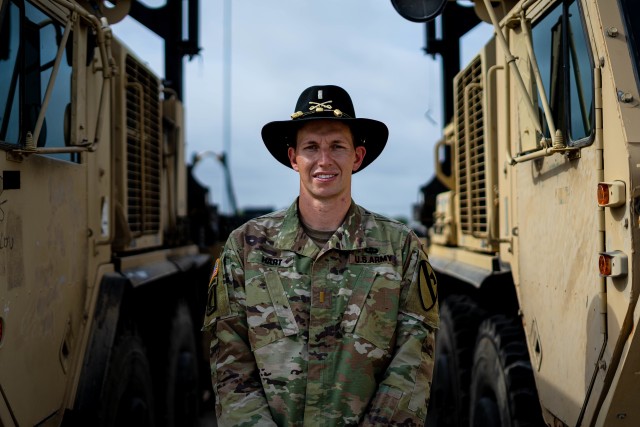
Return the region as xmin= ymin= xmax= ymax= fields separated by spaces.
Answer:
xmin=264 ymin=270 xmax=299 ymax=337
xmin=245 ymin=277 xmax=286 ymax=351
xmin=341 ymin=268 xmax=377 ymax=333
xmin=343 ymin=267 xmax=400 ymax=350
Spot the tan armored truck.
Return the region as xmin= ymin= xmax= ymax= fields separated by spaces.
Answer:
xmin=0 ymin=1 xmax=215 ymax=426
xmin=394 ymin=0 xmax=640 ymax=425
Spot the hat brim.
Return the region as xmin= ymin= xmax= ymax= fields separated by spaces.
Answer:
xmin=261 ymin=116 xmax=388 ymax=173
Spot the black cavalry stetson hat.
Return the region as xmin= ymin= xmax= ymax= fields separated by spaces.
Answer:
xmin=261 ymin=85 xmax=389 ymax=173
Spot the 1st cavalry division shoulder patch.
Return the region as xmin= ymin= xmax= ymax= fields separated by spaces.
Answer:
xmin=418 ymin=260 xmax=437 ymax=312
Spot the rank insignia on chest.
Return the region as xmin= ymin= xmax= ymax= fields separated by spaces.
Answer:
xmin=312 ymin=287 xmax=332 ymax=308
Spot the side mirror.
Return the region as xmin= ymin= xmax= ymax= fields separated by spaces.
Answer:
xmin=390 ymin=0 xmax=448 ymax=22
xmin=77 ymin=0 xmax=132 ymax=24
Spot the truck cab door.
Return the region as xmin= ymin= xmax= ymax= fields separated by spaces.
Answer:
xmin=0 ymin=1 xmax=89 ymax=425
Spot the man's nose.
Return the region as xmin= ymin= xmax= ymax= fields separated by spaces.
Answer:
xmin=318 ymin=146 xmax=333 ymax=165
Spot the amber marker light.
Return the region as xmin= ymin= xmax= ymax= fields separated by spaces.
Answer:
xmin=599 ymin=254 xmax=612 ymax=276
xmin=597 ymin=183 xmax=609 ymax=205
xmin=598 ymin=251 xmax=628 ymax=277
xmin=597 ymin=181 xmax=626 ymax=207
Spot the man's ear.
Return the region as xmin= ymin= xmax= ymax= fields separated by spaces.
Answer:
xmin=352 ymin=145 xmax=366 ymax=172
xmin=288 ymin=147 xmax=299 ymax=172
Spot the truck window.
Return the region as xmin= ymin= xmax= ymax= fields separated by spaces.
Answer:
xmin=0 ymin=0 xmax=76 ymax=162
xmin=619 ymin=0 xmax=640 ymax=90
xmin=0 ymin=1 xmax=20 ymax=146
xmin=531 ymin=0 xmax=594 ymax=146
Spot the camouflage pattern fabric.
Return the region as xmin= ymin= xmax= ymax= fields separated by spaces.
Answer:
xmin=203 ymin=200 xmax=439 ymax=426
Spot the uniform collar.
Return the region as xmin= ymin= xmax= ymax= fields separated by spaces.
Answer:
xmin=274 ymin=199 xmax=367 ymax=257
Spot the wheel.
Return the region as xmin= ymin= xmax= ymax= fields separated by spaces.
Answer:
xmin=469 ymin=315 xmax=544 ymax=427
xmin=158 ymin=301 xmax=200 ymax=427
xmin=426 ymin=295 xmax=486 ymax=427
xmin=101 ymin=332 xmax=155 ymax=427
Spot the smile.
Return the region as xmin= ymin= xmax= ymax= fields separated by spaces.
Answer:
xmin=314 ymin=173 xmax=337 ymax=180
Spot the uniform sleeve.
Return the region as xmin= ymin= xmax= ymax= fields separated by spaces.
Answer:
xmin=361 ymin=233 xmax=439 ymax=426
xmin=203 ymin=235 xmax=278 ymax=427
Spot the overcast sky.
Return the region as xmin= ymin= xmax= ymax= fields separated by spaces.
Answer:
xmin=111 ymin=1 xmax=491 ymax=222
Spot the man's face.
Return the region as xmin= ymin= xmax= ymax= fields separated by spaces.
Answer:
xmin=288 ymin=120 xmax=366 ymax=203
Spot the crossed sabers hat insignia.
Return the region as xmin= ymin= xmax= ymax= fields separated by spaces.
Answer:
xmin=291 ymin=99 xmax=344 ymax=119
xmin=309 ymin=100 xmax=333 ymax=112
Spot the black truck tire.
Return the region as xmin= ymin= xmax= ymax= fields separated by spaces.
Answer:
xmin=469 ymin=315 xmax=544 ymax=427
xmin=426 ymin=294 xmax=487 ymax=427
xmin=159 ymin=301 xmax=200 ymax=427
xmin=101 ymin=332 xmax=155 ymax=427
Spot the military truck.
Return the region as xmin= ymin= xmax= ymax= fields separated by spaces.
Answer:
xmin=0 ymin=0 xmax=215 ymax=426
xmin=393 ymin=0 xmax=640 ymax=425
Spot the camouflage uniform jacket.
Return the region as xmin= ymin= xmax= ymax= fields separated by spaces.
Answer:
xmin=203 ymin=200 xmax=439 ymax=427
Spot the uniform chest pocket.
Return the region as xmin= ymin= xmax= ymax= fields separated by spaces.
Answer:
xmin=342 ymin=268 xmax=400 ymax=351
xmin=245 ymin=270 xmax=299 ymax=351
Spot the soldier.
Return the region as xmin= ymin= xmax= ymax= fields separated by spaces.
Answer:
xmin=203 ymin=85 xmax=439 ymax=426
